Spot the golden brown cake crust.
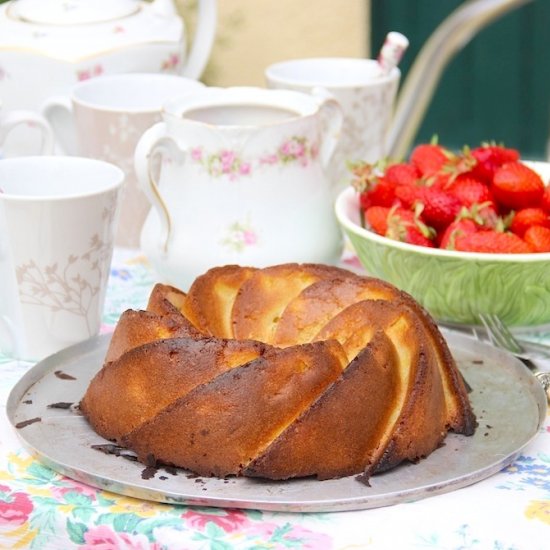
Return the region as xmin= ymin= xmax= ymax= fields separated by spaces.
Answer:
xmin=81 ymin=262 xmax=476 ymax=481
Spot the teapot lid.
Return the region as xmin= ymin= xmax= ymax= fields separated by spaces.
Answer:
xmin=13 ymin=0 xmax=139 ymax=25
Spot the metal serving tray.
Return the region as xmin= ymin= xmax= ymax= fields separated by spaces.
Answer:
xmin=6 ymin=330 xmax=546 ymax=513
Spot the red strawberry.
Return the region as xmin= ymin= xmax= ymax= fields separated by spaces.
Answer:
xmin=510 ymin=208 xmax=550 ymax=238
xmin=365 ymin=206 xmax=391 ymax=235
xmin=523 ymin=225 xmax=550 ymax=252
xmin=469 ymin=144 xmax=520 ymax=183
xmin=492 ymin=161 xmax=545 ymax=209
xmin=410 ymin=143 xmax=449 ymax=177
xmin=448 ymin=176 xmax=493 ymax=207
xmin=439 ymin=218 xmax=479 ymax=249
xmin=542 ymin=185 xmax=550 ymax=213
xmin=385 ymin=163 xmax=420 ymax=186
xmin=394 ymin=184 xmax=423 ymax=209
xmin=417 ymin=187 xmax=462 ymax=230
xmin=384 ymin=206 xmax=435 ymax=246
xmin=403 ymin=226 xmax=435 ymax=248
xmin=455 ymin=229 xmax=532 ymax=253
xmin=359 ymin=176 xmax=397 ymax=209
xmin=458 ymin=202 xmax=501 ymax=230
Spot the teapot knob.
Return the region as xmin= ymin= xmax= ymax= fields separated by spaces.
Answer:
xmin=151 ymin=0 xmax=177 ymax=17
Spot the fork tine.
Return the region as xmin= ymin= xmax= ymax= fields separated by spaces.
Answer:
xmin=478 ymin=313 xmax=524 ymax=354
xmin=488 ymin=314 xmax=524 ymax=354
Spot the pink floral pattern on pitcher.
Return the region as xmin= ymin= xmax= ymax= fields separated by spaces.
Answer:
xmin=221 ymin=219 xmax=258 ymax=252
xmin=191 ymin=136 xmax=318 ymax=180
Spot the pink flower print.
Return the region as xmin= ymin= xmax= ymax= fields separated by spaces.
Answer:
xmin=77 ymin=65 xmax=104 ymax=81
xmin=220 ymin=150 xmax=237 ymax=174
xmin=243 ymin=229 xmax=257 ymax=245
xmin=239 ymin=162 xmax=251 ymax=175
xmin=260 ymin=154 xmax=278 ymax=165
xmin=113 ymin=25 xmax=125 ymax=34
xmin=180 ymin=508 xmax=251 ymax=532
xmin=249 ymin=522 xmax=332 ymax=549
xmin=0 ymin=484 xmax=33 ymax=526
xmin=191 ymin=147 xmax=203 ymax=161
xmin=161 ymin=53 xmax=181 ymax=72
xmin=80 ymin=525 xmax=160 ymax=550
xmin=279 ymin=137 xmax=309 ymax=164
xmin=50 ymin=479 xmax=98 ymax=500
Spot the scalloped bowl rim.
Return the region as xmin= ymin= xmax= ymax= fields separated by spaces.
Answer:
xmin=335 ymin=159 xmax=550 ymax=264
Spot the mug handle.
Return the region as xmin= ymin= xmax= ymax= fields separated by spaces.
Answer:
xmin=134 ymin=122 xmax=186 ymax=253
xmin=41 ymin=96 xmax=78 ymax=155
xmin=0 ymin=109 xmax=55 ymax=155
xmin=311 ymin=87 xmax=344 ymax=169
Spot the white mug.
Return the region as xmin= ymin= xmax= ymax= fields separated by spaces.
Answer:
xmin=0 ymin=156 xmax=123 ymax=361
xmin=134 ymin=86 xmax=344 ymax=290
xmin=265 ymin=58 xmax=400 ymax=190
xmin=42 ymin=73 xmax=204 ymax=247
xmin=0 ymin=99 xmax=54 ymax=156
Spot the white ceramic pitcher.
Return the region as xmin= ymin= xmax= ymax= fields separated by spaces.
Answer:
xmin=135 ymin=86 xmax=343 ymax=289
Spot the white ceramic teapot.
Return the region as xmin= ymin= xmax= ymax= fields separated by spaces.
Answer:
xmin=134 ymin=86 xmax=344 ymax=290
xmin=0 ymin=0 xmax=216 ymax=155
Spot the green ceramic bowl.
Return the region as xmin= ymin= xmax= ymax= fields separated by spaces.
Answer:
xmin=335 ymin=161 xmax=550 ymax=328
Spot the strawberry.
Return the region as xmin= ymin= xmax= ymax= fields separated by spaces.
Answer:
xmin=410 ymin=143 xmax=449 ymax=177
xmin=542 ymin=185 xmax=550 ymax=213
xmin=439 ymin=218 xmax=479 ymax=249
xmin=365 ymin=206 xmax=391 ymax=235
xmin=403 ymin=226 xmax=435 ymax=247
xmin=385 ymin=163 xmax=420 ymax=186
xmin=359 ymin=176 xmax=397 ymax=210
xmin=348 ymin=160 xmax=379 ymax=194
xmin=395 ymin=184 xmax=424 ymax=209
xmin=448 ymin=175 xmax=493 ymax=207
xmin=492 ymin=161 xmax=545 ymax=209
xmin=469 ymin=144 xmax=520 ymax=183
xmin=523 ymin=225 xmax=550 ymax=252
xmin=454 ymin=229 xmax=532 ymax=254
xmin=416 ymin=187 xmax=462 ymax=230
xmin=383 ymin=205 xmax=435 ymax=246
xmin=510 ymin=207 xmax=550 ymax=238
xmin=458 ymin=202 xmax=501 ymax=230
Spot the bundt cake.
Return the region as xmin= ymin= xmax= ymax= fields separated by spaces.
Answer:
xmin=81 ymin=263 xmax=476 ymax=481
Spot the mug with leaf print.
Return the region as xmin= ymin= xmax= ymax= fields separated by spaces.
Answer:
xmin=0 ymin=156 xmax=123 ymax=361
xmin=42 ymin=73 xmax=204 ymax=247
xmin=134 ymin=86 xmax=344 ymax=290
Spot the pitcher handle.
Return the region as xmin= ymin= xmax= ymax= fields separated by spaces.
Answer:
xmin=0 ymin=109 xmax=55 ymax=155
xmin=179 ymin=0 xmax=217 ymax=80
xmin=312 ymin=87 xmax=343 ymax=169
xmin=41 ymin=96 xmax=78 ymax=156
xmin=134 ymin=122 xmax=185 ymax=253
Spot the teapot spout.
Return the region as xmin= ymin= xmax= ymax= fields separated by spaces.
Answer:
xmin=387 ymin=0 xmax=534 ymax=161
xmin=151 ymin=0 xmax=177 ymax=17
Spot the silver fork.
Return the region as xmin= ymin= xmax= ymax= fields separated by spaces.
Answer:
xmin=477 ymin=313 xmax=550 ymax=402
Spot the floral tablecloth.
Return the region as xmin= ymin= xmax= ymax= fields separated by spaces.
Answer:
xmin=1 ymin=249 xmax=549 ymax=550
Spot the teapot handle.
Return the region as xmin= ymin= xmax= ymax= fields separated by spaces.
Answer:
xmin=311 ymin=87 xmax=343 ymax=169
xmin=134 ymin=122 xmax=185 ymax=253
xmin=0 ymin=109 xmax=55 ymax=155
xmin=180 ymin=0 xmax=217 ymax=80
xmin=41 ymin=96 xmax=78 ymax=156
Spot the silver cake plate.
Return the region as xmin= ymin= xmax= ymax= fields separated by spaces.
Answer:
xmin=7 ymin=330 xmax=547 ymax=513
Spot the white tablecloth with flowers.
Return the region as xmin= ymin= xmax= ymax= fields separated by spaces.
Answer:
xmin=1 ymin=248 xmax=549 ymax=550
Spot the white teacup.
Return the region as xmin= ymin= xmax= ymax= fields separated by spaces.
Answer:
xmin=42 ymin=73 xmax=205 ymax=247
xmin=265 ymin=58 xmax=400 ymax=189
xmin=0 ymin=99 xmax=54 ymax=156
xmin=0 ymin=156 xmax=123 ymax=361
